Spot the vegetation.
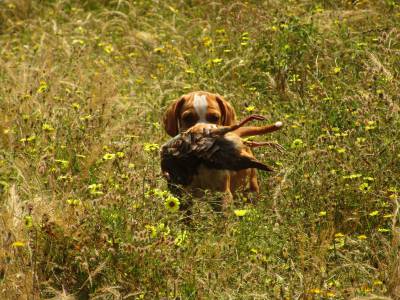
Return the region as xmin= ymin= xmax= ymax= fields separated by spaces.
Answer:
xmin=0 ymin=0 xmax=399 ymax=299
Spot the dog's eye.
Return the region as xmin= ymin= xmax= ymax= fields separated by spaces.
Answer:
xmin=182 ymin=113 xmax=196 ymax=125
xmin=207 ymin=114 xmax=220 ymax=123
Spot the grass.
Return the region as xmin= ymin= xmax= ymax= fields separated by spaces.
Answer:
xmin=0 ymin=0 xmax=399 ymax=299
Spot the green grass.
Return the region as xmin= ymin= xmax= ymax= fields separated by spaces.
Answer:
xmin=0 ymin=0 xmax=399 ymax=299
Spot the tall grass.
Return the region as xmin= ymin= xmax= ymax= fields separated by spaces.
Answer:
xmin=0 ymin=0 xmax=399 ymax=299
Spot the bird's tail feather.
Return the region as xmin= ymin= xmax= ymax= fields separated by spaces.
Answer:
xmin=246 ymin=159 xmax=274 ymax=172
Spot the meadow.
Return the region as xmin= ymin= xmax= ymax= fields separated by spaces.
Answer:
xmin=0 ymin=0 xmax=399 ymax=299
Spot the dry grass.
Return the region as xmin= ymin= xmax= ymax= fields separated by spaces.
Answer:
xmin=0 ymin=0 xmax=399 ymax=299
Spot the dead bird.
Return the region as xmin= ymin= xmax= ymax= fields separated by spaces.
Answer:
xmin=160 ymin=114 xmax=283 ymax=187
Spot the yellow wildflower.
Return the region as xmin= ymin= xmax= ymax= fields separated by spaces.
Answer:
xmin=234 ymin=209 xmax=249 ymax=217
xmin=164 ymin=196 xmax=180 ymax=212
xmin=309 ymin=288 xmax=321 ymax=294
xmin=245 ymin=105 xmax=256 ymax=112
xmin=174 ymin=230 xmax=188 ymax=247
xmin=103 ymin=153 xmax=116 ymax=160
xmin=116 ymin=152 xmax=125 ymax=158
xmin=291 ymin=138 xmax=304 ymax=148
xmin=203 ymin=37 xmax=212 ymax=47
xmin=365 ymin=120 xmax=376 ymax=130
xmin=359 ymin=182 xmax=370 ymax=193
xmin=24 ymin=216 xmax=33 ymax=228
xmin=103 ymin=44 xmax=114 ymax=54
xmin=336 ymin=148 xmax=346 ymax=153
xmin=67 ymin=199 xmax=81 ymax=206
xmin=211 ymin=58 xmax=223 ymax=64
xmin=332 ymin=66 xmax=341 ymax=74
xmin=369 ymin=210 xmax=379 ymax=217
xmin=12 ymin=241 xmax=25 ymax=247
xmin=37 ymin=81 xmax=48 ymax=93
xmin=143 ymin=143 xmax=159 ymax=152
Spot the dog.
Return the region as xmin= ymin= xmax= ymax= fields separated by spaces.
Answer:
xmin=163 ymin=91 xmax=282 ymax=208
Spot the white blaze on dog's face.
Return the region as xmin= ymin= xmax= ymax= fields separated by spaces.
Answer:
xmin=193 ymin=94 xmax=209 ymax=123
xmin=163 ymin=91 xmax=237 ymax=137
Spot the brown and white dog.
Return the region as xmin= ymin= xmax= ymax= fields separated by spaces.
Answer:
xmin=163 ymin=91 xmax=282 ymax=208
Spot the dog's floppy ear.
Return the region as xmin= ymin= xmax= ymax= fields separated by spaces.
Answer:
xmin=216 ymin=95 xmax=236 ymax=126
xmin=163 ymin=96 xmax=186 ymax=137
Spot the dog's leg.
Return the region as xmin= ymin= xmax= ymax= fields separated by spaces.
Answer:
xmin=221 ymin=172 xmax=233 ymax=210
xmin=208 ymin=171 xmax=233 ymax=212
xmin=249 ymin=168 xmax=260 ymax=193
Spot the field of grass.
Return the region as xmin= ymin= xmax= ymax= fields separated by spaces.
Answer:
xmin=0 ymin=0 xmax=399 ymax=299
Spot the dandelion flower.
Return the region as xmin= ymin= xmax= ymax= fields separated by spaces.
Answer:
xmin=67 ymin=199 xmax=81 ymax=206
xmin=143 ymin=143 xmax=159 ymax=152
xmin=55 ymin=159 xmax=69 ymax=169
xmin=291 ymin=138 xmax=304 ymax=148
xmin=42 ymin=123 xmax=54 ymax=132
xmin=174 ymin=230 xmax=188 ymax=247
xmin=211 ymin=58 xmax=223 ymax=64
xmin=359 ymin=182 xmax=370 ymax=193
xmin=373 ymin=280 xmax=383 ymax=286
xmin=365 ymin=120 xmax=376 ymax=130
xmin=369 ymin=210 xmax=379 ymax=217
xmin=153 ymin=47 xmax=165 ymax=53
xmin=332 ymin=66 xmax=341 ymax=74
xmin=103 ymin=44 xmax=114 ymax=54
xmin=88 ymin=183 xmax=103 ymax=195
xmin=309 ymin=288 xmax=321 ymax=294
xmin=234 ymin=209 xmax=249 ymax=217
xmin=145 ymin=225 xmax=157 ymax=238
xmin=164 ymin=196 xmax=180 ymax=212
xmin=24 ymin=216 xmax=33 ymax=228
xmin=37 ymin=81 xmax=48 ymax=93
xmin=116 ymin=152 xmax=125 ymax=158
xmin=12 ymin=241 xmax=25 ymax=248
xmin=103 ymin=153 xmax=116 ymax=160
xmin=202 ymin=37 xmax=212 ymax=47
xmin=245 ymin=105 xmax=256 ymax=112
xmin=336 ymin=148 xmax=346 ymax=153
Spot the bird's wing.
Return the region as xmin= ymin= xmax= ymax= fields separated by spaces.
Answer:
xmin=161 ymin=134 xmax=202 ymax=185
xmin=202 ymin=137 xmax=274 ymax=172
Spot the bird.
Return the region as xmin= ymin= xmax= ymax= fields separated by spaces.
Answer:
xmin=160 ymin=114 xmax=282 ymax=187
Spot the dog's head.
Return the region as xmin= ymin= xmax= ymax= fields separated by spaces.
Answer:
xmin=163 ymin=91 xmax=236 ymax=137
